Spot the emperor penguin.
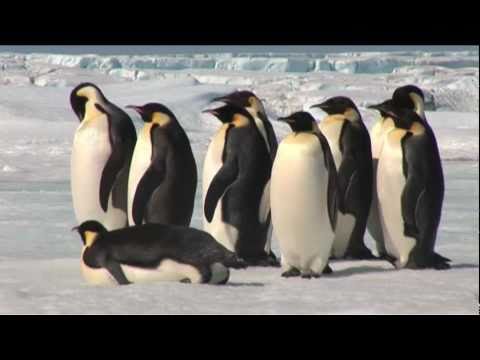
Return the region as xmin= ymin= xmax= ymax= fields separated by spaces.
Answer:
xmin=367 ymin=85 xmax=428 ymax=257
xmin=209 ymin=90 xmax=279 ymax=264
xmin=202 ymin=103 xmax=277 ymax=267
xmin=366 ymin=99 xmax=396 ymax=258
xmin=74 ymin=220 xmax=246 ymax=286
xmin=311 ymin=97 xmax=375 ymax=259
xmin=368 ymin=100 xmax=450 ymax=269
xmin=271 ymin=111 xmax=338 ymax=278
xmin=126 ymin=103 xmax=197 ymax=227
xmin=70 ymin=82 xmax=137 ymax=230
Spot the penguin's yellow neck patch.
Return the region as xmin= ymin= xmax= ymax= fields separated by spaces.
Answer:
xmin=410 ymin=121 xmax=425 ymax=135
xmin=410 ymin=93 xmax=425 ymax=119
xmin=84 ymin=231 xmax=98 ymax=247
xmin=248 ymin=96 xmax=266 ymax=117
xmin=77 ymin=86 xmax=100 ymax=101
xmin=82 ymin=100 xmax=104 ymax=123
xmin=322 ymin=114 xmax=346 ymax=125
xmin=343 ymin=108 xmax=360 ymax=122
xmin=233 ymin=114 xmax=249 ymax=128
xmin=151 ymin=112 xmax=171 ymax=127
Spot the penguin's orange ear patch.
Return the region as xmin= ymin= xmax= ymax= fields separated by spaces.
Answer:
xmin=151 ymin=112 xmax=171 ymax=127
xmin=84 ymin=231 xmax=98 ymax=247
xmin=232 ymin=114 xmax=249 ymax=128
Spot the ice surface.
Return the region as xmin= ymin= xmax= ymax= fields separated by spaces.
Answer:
xmin=0 ymin=51 xmax=478 ymax=314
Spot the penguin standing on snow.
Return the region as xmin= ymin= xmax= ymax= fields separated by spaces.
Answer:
xmin=202 ymin=103 xmax=277 ymax=266
xmin=367 ymin=85 xmax=430 ymax=257
xmin=311 ymin=97 xmax=375 ymax=259
xmin=271 ymin=112 xmax=338 ymax=278
xmin=74 ymin=220 xmax=246 ymax=286
xmin=70 ymin=82 xmax=137 ymax=230
xmin=126 ymin=103 xmax=197 ymax=227
xmin=208 ymin=90 xmax=279 ymax=264
xmin=366 ymin=99 xmax=395 ymax=258
xmin=368 ymin=99 xmax=450 ymax=270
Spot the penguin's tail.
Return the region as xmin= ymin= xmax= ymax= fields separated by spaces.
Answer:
xmin=434 ymin=252 xmax=451 ymax=263
xmin=222 ymin=253 xmax=248 ymax=269
xmin=432 ymin=252 xmax=452 ymax=270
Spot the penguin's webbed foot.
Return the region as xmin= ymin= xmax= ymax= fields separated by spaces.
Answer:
xmin=281 ymin=268 xmax=301 ymax=278
xmin=180 ymin=278 xmax=191 ymax=284
xmin=267 ymin=251 xmax=281 ymax=267
xmin=381 ymin=253 xmax=398 ymax=267
xmin=244 ymin=253 xmax=280 ymax=267
xmin=347 ymin=245 xmax=377 ymax=260
xmin=301 ymin=273 xmax=312 ymax=279
xmin=322 ymin=264 xmax=333 ymax=274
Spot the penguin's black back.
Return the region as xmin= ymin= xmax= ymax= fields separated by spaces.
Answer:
xmin=90 ymin=224 xmax=233 ymax=269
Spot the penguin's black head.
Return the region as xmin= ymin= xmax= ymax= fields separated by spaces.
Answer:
xmin=392 ymin=85 xmax=425 ymax=114
xmin=368 ymin=99 xmax=394 ymax=118
xmin=72 ymin=220 xmax=107 ymax=246
xmin=211 ymin=90 xmax=267 ymax=118
xmin=127 ymin=103 xmax=177 ymax=126
xmin=278 ymin=111 xmax=316 ymax=132
xmin=368 ymin=101 xmax=423 ymax=129
xmin=311 ymin=96 xmax=361 ymax=121
xmin=70 ymin=82 xmax=105 ymax=121
xmin=202 ymin=104 xmax=253 ymax=125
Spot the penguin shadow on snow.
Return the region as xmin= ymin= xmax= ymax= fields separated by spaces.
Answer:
xmin=448 ymin=263 xmax=478 ymax=270
xmin=326 ymin=263 xmax=478 ymax=278
xmin=223 ymin=282 xmax=265 ymax=287
xmin=326 ymin=264 xmax=397 ymax=278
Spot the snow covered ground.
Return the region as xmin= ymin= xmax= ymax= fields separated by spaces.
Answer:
xmin=0 ymin=50 xmax=478 ymax=314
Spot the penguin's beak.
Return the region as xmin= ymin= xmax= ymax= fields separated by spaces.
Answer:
xmin=277 ymin=117 xmax=293 ymax=123
xmin=202 ymin=109 xmax=219 ymax=117
xmin=367 ymin=103 xmax=382 ymax=110
xmin=71 ymin=226 xmax=79 ymax=232
xmin=211 ymin=95 xmax=229 ymax=104
xmin=367 ymin=102 xmax=391 ymax=114
xmin=126 ymin=105 xmax=144 ymax=115
xmin=310 ymin=101 xmax=329 ymax=111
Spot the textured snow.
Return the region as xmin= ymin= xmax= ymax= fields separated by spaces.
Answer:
xmin=0 ymin=51 xmax=478 ymax=314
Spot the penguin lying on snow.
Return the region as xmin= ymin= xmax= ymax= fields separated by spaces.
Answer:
xmin=74 ymin=220 xmax=247 ymax=286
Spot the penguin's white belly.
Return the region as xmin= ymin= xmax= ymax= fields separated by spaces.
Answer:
xmin=253 ymin=116 xmax=273 ymax=252
xmin=318 ymin=117 xmax=344 ymax=170
xmin=71 ymin=117 xmax=125 ymax=230
xmin=319 ymin=118 xmax=355 ymax=257
xmin=271 ymin=135 xmax=334 ymax=273
xmin=367 ymin=119 xmax=387 ymax=251
xmin=127 ymin=129 xmax=152 ymax=225
xmin=377 ymin=129 xmax=416 ymax=267
xmin=331 ymin=213 xmax=356 ymax=258
xmin=202 ymin=125 xmax=238 ymax=251
xmin=81 ymin=257 xmax=229 ymax=286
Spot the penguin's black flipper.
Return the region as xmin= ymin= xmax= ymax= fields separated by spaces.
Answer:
xmin=314 ymin=132 xmax=340 ymax=230
xmin=132 ymin=127 xmax=169 ymax=225
xmin=204 ymin=159 xmax=239 ymax=222
xmin=104 ymin=258 xmax=131 ymax=285
xmin=97 ymin=103 xmax=132 ymax=212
